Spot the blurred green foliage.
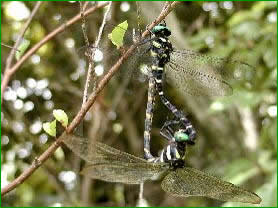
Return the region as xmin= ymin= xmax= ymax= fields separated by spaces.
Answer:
xmin=1 ymin=1 xmax=277 ymax=207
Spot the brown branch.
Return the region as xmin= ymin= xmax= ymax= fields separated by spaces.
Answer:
xmin=1 ymin=43 xmax=20 ymax=52
xmin=1 ymin=2 xmax=109 ymax=103
xmin=1 ymin=1 xmax=181 ymax=196
xmin=4 ymin=2 xmax=42 ymax=73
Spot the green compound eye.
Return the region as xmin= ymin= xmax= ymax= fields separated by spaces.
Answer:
xmin=174 ymin=130 xmax=189 ymax=142
xmin=152 ymin=25 xmax=167 ymax=33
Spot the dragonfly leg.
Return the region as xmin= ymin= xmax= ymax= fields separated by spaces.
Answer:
xmin=160 ymin=119 xmax=180 ymax=141
xmin=162 ymin=118 xmax=180 ymax=129
xmin=160 ymin=125 xmax=174 ymax=141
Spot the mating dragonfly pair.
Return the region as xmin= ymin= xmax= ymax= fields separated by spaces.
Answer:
xmin=62 ymin=21 xmax=261 ymax=204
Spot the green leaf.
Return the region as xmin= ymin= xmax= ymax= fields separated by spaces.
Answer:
xmin=230 ymin=21 xmax=260 ymax=40
xmin=43 ymin=120 xmax=56 ymax=137
xmin=108 ymin=20 xmax=128 ymax=49
xmin=15 ymin=39 xmax=30 ymax=60
xmin=222 ymin=171 xmax=277 ymax=207
xmin=228 ymin=11 xmax=253 ymax=27
xmin=54 ymin=147 xmax=65 ymax=161
xmin=255 ymin=172 xmax=277 ymax=207
xmin=252 ymin=1 xmax=277 ymax=14
xmin=53 ymin=109 xmax=68 ymax=127
xmin=209 ymin=89 xmax=264 ymax=113
xmin=263 ymin=48 xmax=277 ymax=68
xmin=223 ymin=159 xmax=259 ymax=185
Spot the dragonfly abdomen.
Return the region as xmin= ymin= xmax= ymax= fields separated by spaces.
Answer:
xmin=150 ymin=24 xmax=196 ymax=143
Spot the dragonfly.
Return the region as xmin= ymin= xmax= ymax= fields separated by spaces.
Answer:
xmin=61 ymin=125 xmax=261 ymax=204
xmin=98 ymin=21 xmax=254 ymax=160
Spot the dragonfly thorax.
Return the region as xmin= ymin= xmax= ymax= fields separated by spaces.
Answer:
xmin=150 ymin=36 xmax=173 ymax=67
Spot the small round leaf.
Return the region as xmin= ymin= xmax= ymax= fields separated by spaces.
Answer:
xmin=53 ymin=109 xmax=68 ymax=127
xmin=43 ymin=120 xmax=56 ymax=137
xmin=108 ymin=20 xmax=128 ymax=49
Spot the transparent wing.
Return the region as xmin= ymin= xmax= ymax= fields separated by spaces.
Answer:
xmin=62 ymin=134 xmax=169 ymax=184
xmin=165 ymin=49 xmax=254 ymax=97
xmin=81 ymin=162 xmax=168 ymax=184
xmin=88 ymin=23 xmax=152 ymax=79
xmin=161 ymin=167 xmax=261 ymax=204
xmin=62 ymin=134 xmax=146 ymax=164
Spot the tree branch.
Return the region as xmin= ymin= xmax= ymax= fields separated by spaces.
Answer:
xmin=1 ymin=2 xmax=109 ymax=103
xmin=4 ymin=2 xmax=42 ymax=73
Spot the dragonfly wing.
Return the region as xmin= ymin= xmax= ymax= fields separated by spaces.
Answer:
xmin=62 ymin=134 xmax=146 ymax=164
xmin=62 ymin=134 xmax=170 ymax=184
xmin=81 ymin=162 xmax=169 ymax=184
xmin=161 ymin=167 xmax=261 ymax=204
xmin=165 ymin=49 xmax=253 ymax=97
xmin=100 ymin=23 xmax=152 ymax=80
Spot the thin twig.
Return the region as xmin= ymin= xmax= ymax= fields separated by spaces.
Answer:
xmin=79 ymin=2 xmax=91 ymax=49
xmin=81 ymin=1 xmax=112 ymax=105
xmin=1 ymin=2 xmax=109 ymax=103
xmin=79 ymin=1 xmax=92 ymax=104
xmin=94 ymin=2 xmax=112 ymax=58
xmin=1 ymin=43 xmax=20 ymax=52
xmin=82 ymin=2 xmax=90 ymax=10
xmin=1 ymin=1 xmax=181 ymax=197
xmin=4 ymin=2 xmax=42 ymax=73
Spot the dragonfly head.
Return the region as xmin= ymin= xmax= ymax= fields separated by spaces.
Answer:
xmin=151 ymin=23 xmax=171 ymax=37
xmin=174 ymin=129 xmax=189 ymax=143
